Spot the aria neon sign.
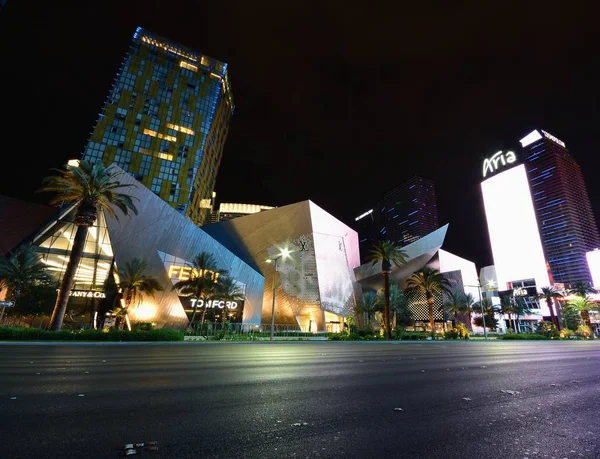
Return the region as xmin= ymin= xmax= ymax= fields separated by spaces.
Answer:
xmin=482 ymin=151 xmax=517 ymax=177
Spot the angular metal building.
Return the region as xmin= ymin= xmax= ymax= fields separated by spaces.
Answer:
xmin=12 ymin=167 xmax=264 ymax=329
xmin=203 ymin=201 xmax=361 ymax=332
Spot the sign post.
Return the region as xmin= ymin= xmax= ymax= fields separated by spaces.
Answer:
xmin=0 ymin=301 xmax=15 ymax=323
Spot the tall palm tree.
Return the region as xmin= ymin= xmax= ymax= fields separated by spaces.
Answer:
xmin=0 ymin=245 xmax=50 ymax=317
xmin=567 ymin=296 xmax=596 ymax=328
xmin=172 ymin=252 xmax=227 ymax=328
xmin=354 ymin=291 xmax=380 ymax=328
xmin=443 ymin=290 xmax=467 ymax=327
xmin=499 ymin=295 xmax=516 ymax=332
xmin=116 ymin=258 xmax=163 ymax=327
xmin=387 ymin=284 xmax=411 ymax=330
xmin=512 ymin=297 xmax=532 ymax=333
xmin=406 ymin=267 xmax=450 ymax=340
xmin=369 ymin=240 xmax=408 ymax=339
xmin=215 ymin=276 xmax=245 ymax=327
xmin=464 ymin=293 xmax=476 ymax=330
xmin=537 ymin=286 xmax=562 ymax=330
xmin=39 ymin=160 xmax=138 ymax=331
xmin=568 ymin=282 xmax=597 ymax=298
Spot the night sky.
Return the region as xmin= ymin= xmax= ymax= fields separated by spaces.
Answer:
xmin=1 ymin=1 xmax=599 ymax=269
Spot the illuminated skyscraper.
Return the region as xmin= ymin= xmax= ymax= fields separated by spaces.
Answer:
xmin=354 ymin=176 xmax=439 ymax=262
xmin=520 ymin=130 xmax=600 ymax=286
xmin=481 ymin=129 xmax=600 ymax=292
xmin=82 ymin=27 xmax=234 ymax=225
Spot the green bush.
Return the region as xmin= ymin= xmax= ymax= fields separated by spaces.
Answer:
xmin=502 ymin=333 xmax=548 ymax=340
xmin=575 ymin=325 xmax=592 ymax=339
xmin=396 ymin=331 xmax=428 ymax=340
xmin=132 ymin=322 xmax=155 ymax=331
xmin=0 ymin=326 xmax=184 ymax=341
xmin=559 ymin=328 xmax=575 ymax=340
xmin=443 ymin=329 xmax=459 ymax=340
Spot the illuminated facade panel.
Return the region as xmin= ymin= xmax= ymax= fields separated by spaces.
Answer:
xmin=481 ymin=164 xmax=551 ymax=291
xmin=213 ymin=202 xmax=275 ymax=223
xmin=202 ymin=201 xmax=360 ymax=332
xmin=586 ymin=250 xmax=600 ymax=288
xmin=82 ymin=27 xmax=234 ymax=226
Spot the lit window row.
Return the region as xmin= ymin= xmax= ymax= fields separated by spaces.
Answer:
xmin=158 ymin=153 xmax=174 ymax=161
xmin=143 ymin=128 xmax=177 ymax=142
xmin=141 ymin=36 xmax=198 ymax=62
xmin=166 ymin=123 xmax=194 ymax=135
xmin=180 ymin=61 xmax=198 ymax=72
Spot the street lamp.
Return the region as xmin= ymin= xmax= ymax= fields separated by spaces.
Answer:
xmin=266 ymin=248 xmax=291 ymax=342
xmin=464 ymin=280 xmax=488 ymax=340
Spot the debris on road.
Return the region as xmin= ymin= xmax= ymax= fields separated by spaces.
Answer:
xmin=9 ymin=397 xmax=17 ymax=400
xmin=78 ymin=394 xmax=85 ymax=397
xmin=394 ymin=408 xmax=404 ymax=412
xmin=500 ymin=389 xmax=521 ymax=395
xmin=462 ymin=397 xmax=472 ymax=401
xmin=291 ymin=422 xmax=308 ymax=426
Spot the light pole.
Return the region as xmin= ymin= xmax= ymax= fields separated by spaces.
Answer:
xmin=464 ymin=280 xmax=487 ymax=340
xmin=266 ymin=248 xmax=290 ymax=342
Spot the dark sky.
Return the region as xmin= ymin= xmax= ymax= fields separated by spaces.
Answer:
xmin=1 ymin=0 xmax=599 ymax=270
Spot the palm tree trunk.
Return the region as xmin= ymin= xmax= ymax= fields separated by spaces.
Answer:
xmin=581 ymin=309 xmax=592 ymax=328
xmin=507 ymin=312 xmax=512 ymax=332
xmin=189 ymin=303 xmax=199 ymax=328
xmin=546 ymin=298 xmax=559 ymax=329
xmin=50 ymin=224 xmax=88 ymax=331
xmin=427 ymin=294 xmax=435 ymax=340
xmin=383 ymin=272 xmax=391 ymax=340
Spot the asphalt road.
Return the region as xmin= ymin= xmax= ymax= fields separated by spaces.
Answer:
xmin=0 ymin=341 xmax=599 ymax=459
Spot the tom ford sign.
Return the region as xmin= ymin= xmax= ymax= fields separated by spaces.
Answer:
xmin=482 ymin=151 xmax=517 ymax=177
xmin=189 ymin=298 xmax=240 ymax=309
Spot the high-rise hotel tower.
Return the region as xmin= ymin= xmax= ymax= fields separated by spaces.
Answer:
xmin=481 ymin=129 xmax=600 ymax=292
xmin=82 ymin=27 xmax=234 ymax=225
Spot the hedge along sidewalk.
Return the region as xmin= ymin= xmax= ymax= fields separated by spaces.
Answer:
xmin=0 ymin=327 xmax=184 ymax=341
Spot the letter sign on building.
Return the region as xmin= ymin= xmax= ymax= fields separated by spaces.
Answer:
xmin=482 ymin=151 xmax=517 ymax=178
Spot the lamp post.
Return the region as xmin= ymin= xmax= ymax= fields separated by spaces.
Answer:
xmin=464 ymin=280 xmax=487 ymax=340
xmin=266 ymin=248 xmax=290 ymax=342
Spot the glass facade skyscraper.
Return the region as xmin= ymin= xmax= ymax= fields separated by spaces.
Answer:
xmin=82 ymin=27 xmax=234 ymax=226
xmin=520 ymin=129 xmax=600 ymax=286
xmin=354 ymin=176 xmax=439 ymax=262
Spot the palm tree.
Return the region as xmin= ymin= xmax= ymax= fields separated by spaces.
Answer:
xmin=369 ymin=240 xmax=408 ymax=339
xmin=172 ymin=252 xmax=227 ymax=328
xmin=39 ymin=160 xmax=138 ymax=331
xmin=443 ymin=290 xmax=467 ymax=328
xmin=406 ymin=267 xmax=450 ymax=340
xmin=513 ymin=297 xmax=533 ymax=333
xmin=215 ymin=276 xmax=245 ymax=327
xmin=537 ymin=286 xmax=562 ymax=330
xmin=116 ymin=258 xmax=163 ymax=328
xmin=354 ymin=291 xmax=380 ymax=328
xmin=499 ymin=295 xmax=517 ymax=332
xmin=568 ymin=282 xmax=597 ymax=298
xmin=388 ymin=284 xmax=411 ymax=330
xmin=567 ymin=296 xmax=596 ymax=328
xmin=0 ymin=245 xmax=50 ymax=321
xmin=464 ymin=293 xmax=476 ymax=330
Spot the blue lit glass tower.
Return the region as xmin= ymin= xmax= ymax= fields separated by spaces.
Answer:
xmin=82 ymin=27 xmax=234 ymax=226
xmin=354 ymin=176 xmax=439 ymax=261
xmin=520 ymin=129 xmax=600 ymax=287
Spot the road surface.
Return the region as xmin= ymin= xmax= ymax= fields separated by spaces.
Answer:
xmin=0 ymin=341 xmax=599 ymax=458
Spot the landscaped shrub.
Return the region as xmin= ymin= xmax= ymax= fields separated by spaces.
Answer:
xmin=501 ymin=333 xmax=548 ymax=340
xmin=455 ymin=323 xmax=469 ymax=339
xmin=575 ymin=325 xmax=592 ymax=339
xmin=0 ymin=326 xmax=184 ymax=341
xmin=559 ymin=328 xmax=575 ymax=340
xmin=443 ymin=328 xmax=459 ymax=340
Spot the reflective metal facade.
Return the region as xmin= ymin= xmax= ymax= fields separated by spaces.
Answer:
xmin=203 ymin=201 xmax=361 ymax=331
